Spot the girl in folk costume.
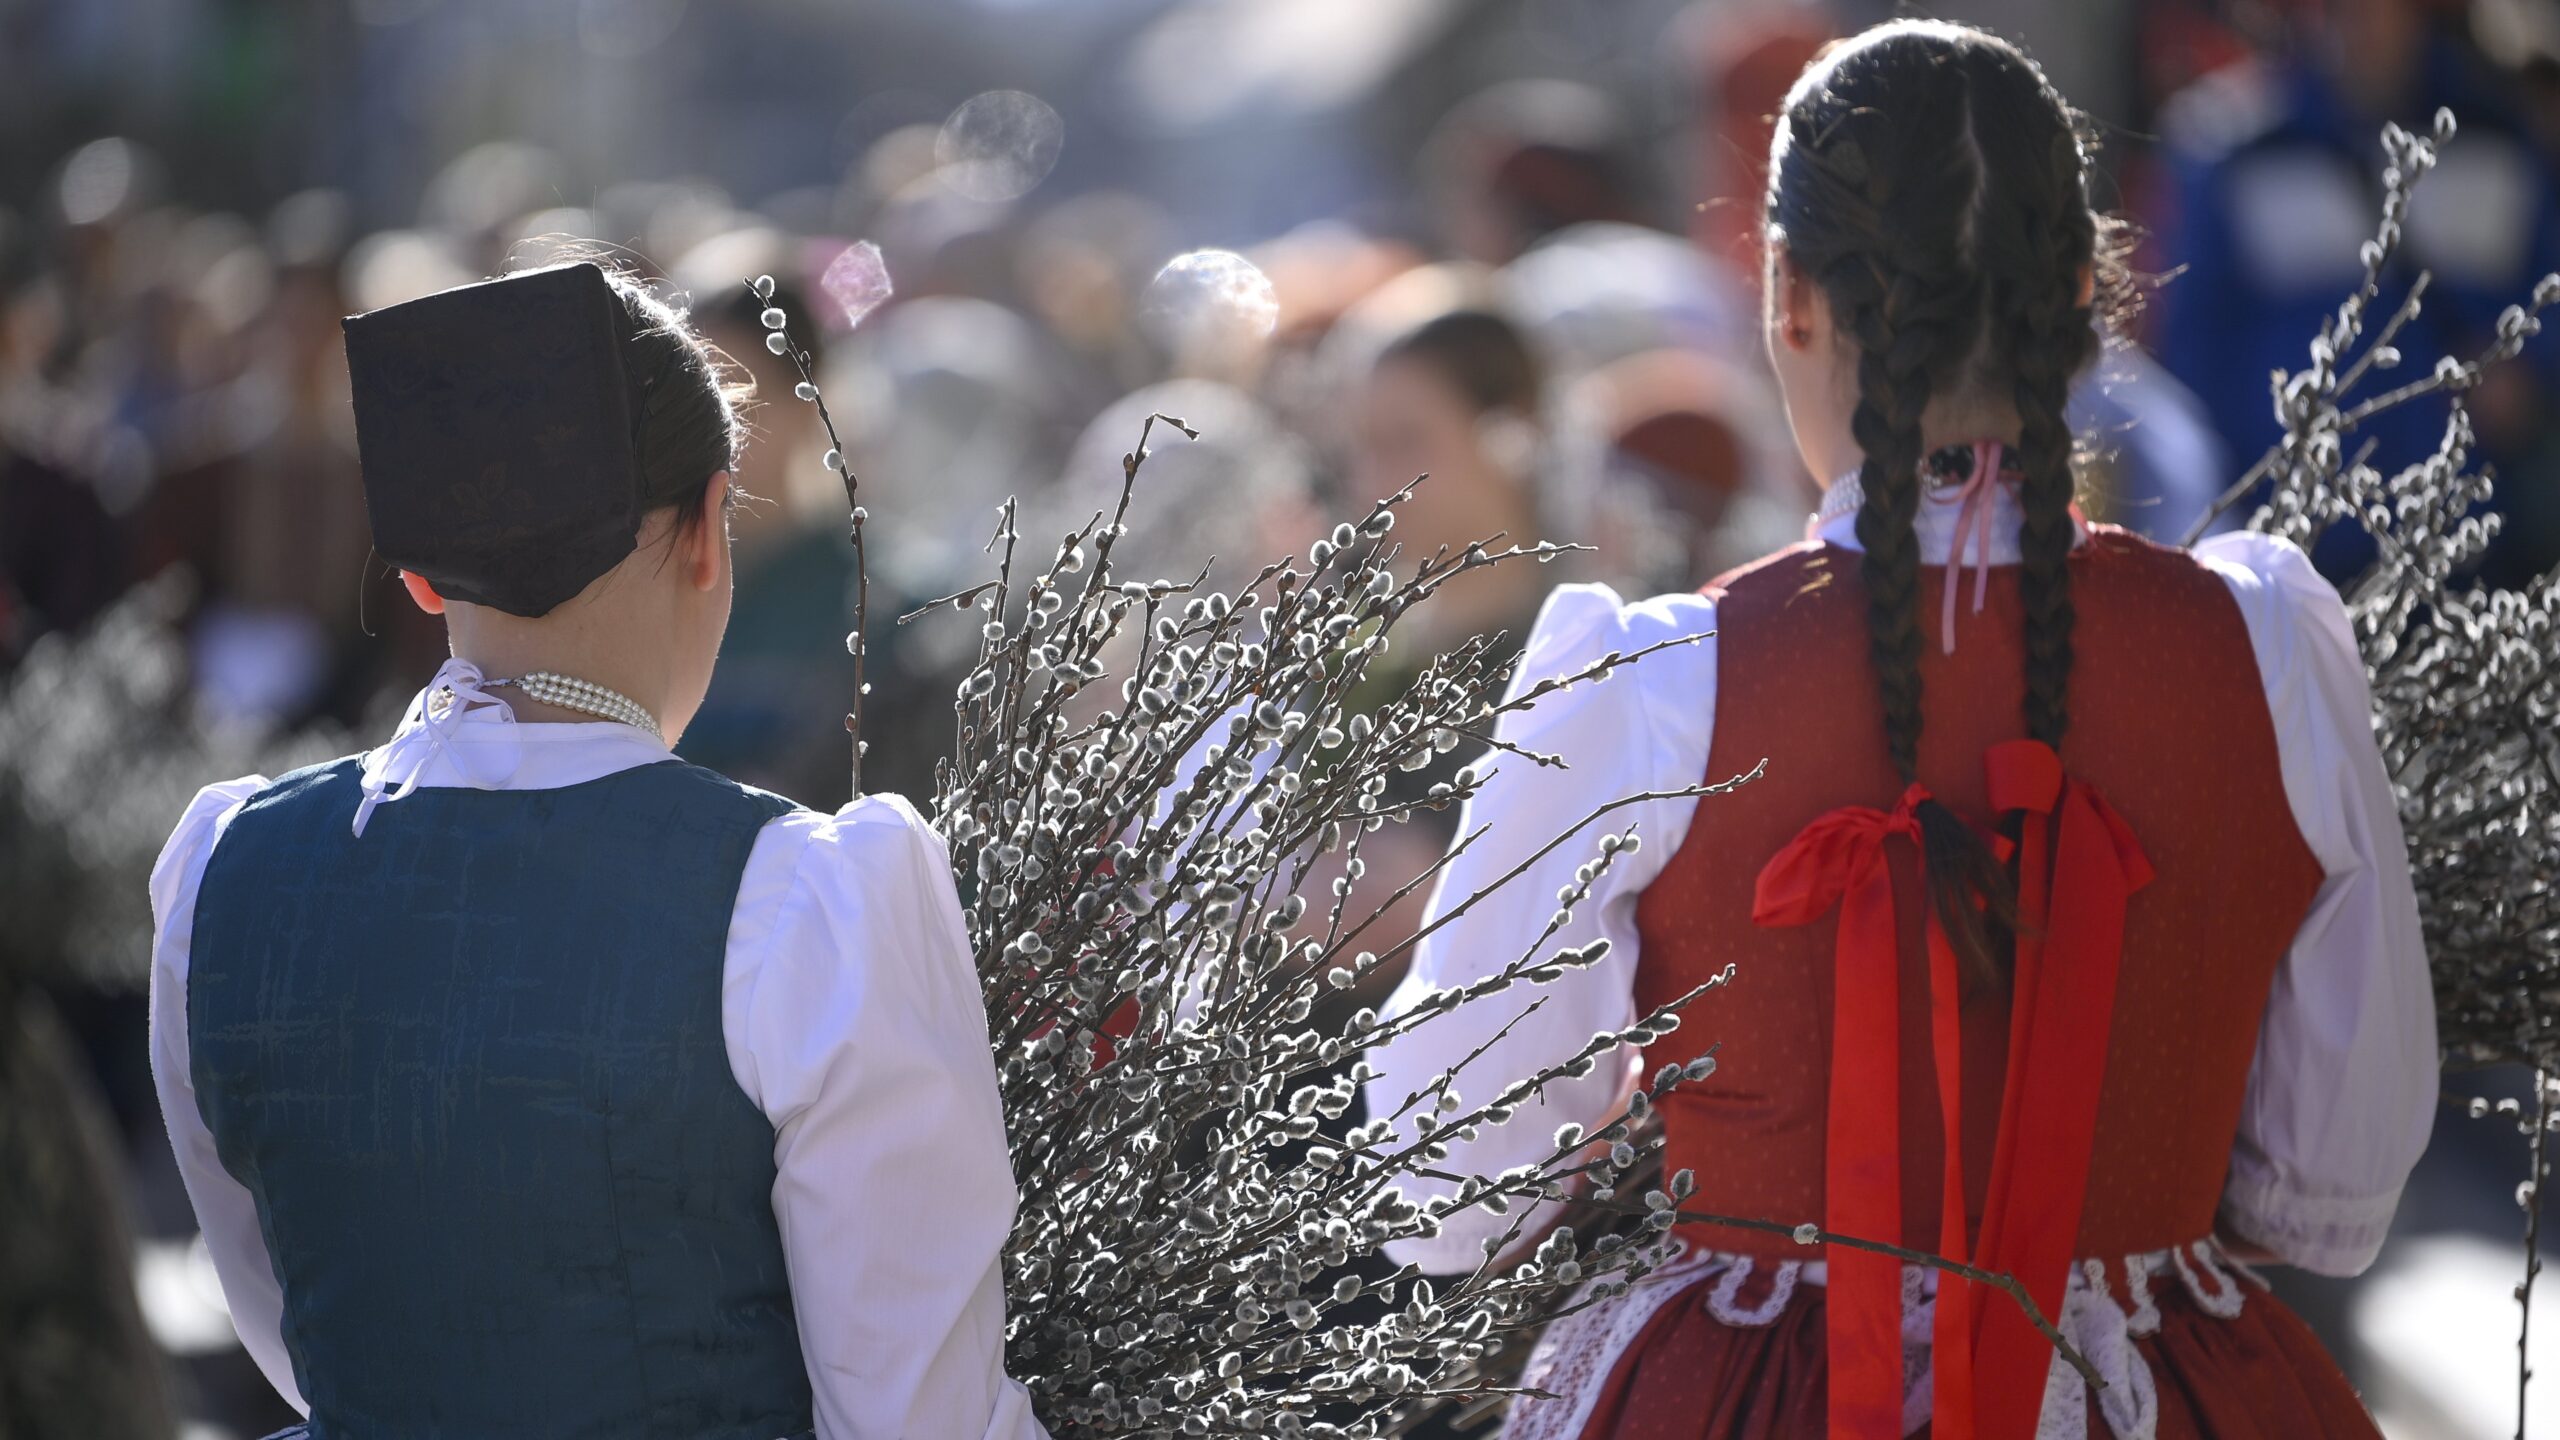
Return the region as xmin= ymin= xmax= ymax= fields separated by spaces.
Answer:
xmin=1366 ymin=22 xmax=2435 ymax=1440
xmin=147 ymin=263 xmax=1047 ymax=1440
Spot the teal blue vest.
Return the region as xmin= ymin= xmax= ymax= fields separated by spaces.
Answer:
xmin=188 ymin=757 xmax=814 ymax=1440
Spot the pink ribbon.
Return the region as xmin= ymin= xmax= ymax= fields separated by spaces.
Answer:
xmin=1941 ymin=440 xmax=2004 ymax=655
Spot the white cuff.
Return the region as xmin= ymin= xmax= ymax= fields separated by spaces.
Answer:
xmin=2218 ymin=1164 xmax=2401 ymax=1277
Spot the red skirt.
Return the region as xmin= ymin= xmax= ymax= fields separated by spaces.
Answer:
xmin=1508 ymin=1245 xmax=2379 ymax=1440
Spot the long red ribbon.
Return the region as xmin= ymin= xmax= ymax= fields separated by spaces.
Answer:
xmin=1752 ymin=748 xmax=2152 ymax=1440
xmin=1753 ymin=786 xmax=1928 ymax=1439
xmin=1970 ymin=744 xmax=2154 ymax=1440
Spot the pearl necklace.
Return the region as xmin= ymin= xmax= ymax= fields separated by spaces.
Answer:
xmin=486 ymin=671 xmax=661 ymax=737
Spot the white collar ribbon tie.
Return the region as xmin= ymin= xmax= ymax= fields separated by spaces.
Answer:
xmin=1808 ymin=440 xmax=2046 ymax=656
xmin=351 ymin=657 xmax=523 ymax=837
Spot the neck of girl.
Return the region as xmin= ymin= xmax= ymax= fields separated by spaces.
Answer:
xmin=446 ymin=608 xmax=676 ymax=736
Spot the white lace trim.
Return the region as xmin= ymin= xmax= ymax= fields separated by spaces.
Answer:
xmin=1705 ymin=1255 xmax=1804 ymax=1325
xmin=1505 ymin=1247 xmax=1727 ymax=1440
xmin=1499 ymin=1236 xmax=2264 ymax=1440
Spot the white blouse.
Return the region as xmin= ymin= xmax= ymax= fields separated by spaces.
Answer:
xmin=1366 ymin=482 xmax=2437 ymax=1281
xmin=148 ymin=664 xmax=1049 ymax=1440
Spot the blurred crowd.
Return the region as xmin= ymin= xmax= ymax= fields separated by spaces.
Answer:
xmin=7 ymin=0 xmax=2560 ymax=1435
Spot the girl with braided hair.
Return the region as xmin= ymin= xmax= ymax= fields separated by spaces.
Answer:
xmin=1366 ymin=20 xmax=2433 ymax=1439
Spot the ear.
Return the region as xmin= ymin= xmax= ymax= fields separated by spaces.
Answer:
xmin=685 ymin=472 xmax=730 ymax=592
xmin=2075 ymin=262 xmax=2096 ymax=310
xmin=399 ymin=570 xmax=447 ymax=615
xmin=1769 ymin=245 xmax=1823 ymax=352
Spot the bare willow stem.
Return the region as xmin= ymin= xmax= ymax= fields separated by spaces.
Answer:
xmin=1653 ymin=1206 xmax=2104 ymax=1390
xmin=744 ymin=281 xmax=869 ymax=795
xmin=2525 ymin=1072 xmax=2550 ymax=1440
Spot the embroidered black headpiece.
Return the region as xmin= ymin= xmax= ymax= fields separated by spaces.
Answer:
xmin=343 ymin=262 xmax=644 ymax=618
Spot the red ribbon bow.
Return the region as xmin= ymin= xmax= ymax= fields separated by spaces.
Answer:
xmin=1752 ymin=745 xmax=2153 ymax=1440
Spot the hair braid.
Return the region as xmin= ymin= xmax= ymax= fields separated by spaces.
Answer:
xmin=1841 ymin=273 xmax=1940 ymax=784
xmin=1985 ymin=78 xmax=2100 ymax=752
xmin=2013 ymin=307 xmax=2085 ymax=750
xmin=1769 ymin=21 xmax=2111 ymax=982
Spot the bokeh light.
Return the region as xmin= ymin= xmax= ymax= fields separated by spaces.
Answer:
xmin=56 ymin=137 xmax=139 ymax=226
xmin=1140 ymin=249 xmax=1280 ymax=358
xmin=819 ymin=240 xmax=895 ymax=330
xmin=933 ymin=91 xmax=1065 ymax=203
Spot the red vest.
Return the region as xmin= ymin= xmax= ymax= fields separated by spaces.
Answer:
xmin=1632 ymin=528 xmax=2323 ymax=1263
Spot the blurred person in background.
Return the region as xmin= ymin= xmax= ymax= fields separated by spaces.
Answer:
xmin=1322 ymin=302 xmax=1561 ymax=1016
xmin=204 ymin=192 xmax=415 ymax=729
xmin=1352 ymin=307 xmax=1554 ymax=654
xmin=1425 ymin=79 xmax=1652 ymax=270
xmin=1569 ymin=345 xmax=1809 ymax=594
xmin=1430 ymin=71 xmax=1762 ymax=384
xmin=836 ymin=291 xmax=1083 ymax=604
xmin=2066 ymin=334 xmax=2240 ymax=542
xmin=1499 ymin=219 xmax=1760 ymax=388
xmin=1016 ymin=191 xmax=1179 ymax=410
xmin=0 ymin=204 xmax=126 ymax=673
xmin=0 ymin=197 xmax=174 ymax=1440
xmin=1251 ymin=220 xmax=1427 ymax=466
xmin=2152 ymin=0 xmax=2560 ymax=583
xmin=1682 ymin=2 xmax=1839 ymax=275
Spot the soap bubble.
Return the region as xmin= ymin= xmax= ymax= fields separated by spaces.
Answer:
xmin=935 ymin=91 xmax=1064 ymax=203
xmin=820 ymin=241 xmax=894 ymax=330
xmin=1140 ymin=250 xmax=1278 ymax=359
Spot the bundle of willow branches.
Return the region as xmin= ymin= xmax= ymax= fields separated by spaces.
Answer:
xmin=907 ymin=419 xmax=1738 ymax=1435
xmin=747 ymin=280 xmax=1781 ymax=1433
xmin=886 ymin=429 xmax=2096 ymax=1435
xmin=2189 ymin=110 xmax=2560 ymax=1073
xmin=2182 ymin=111 xmax=2559 ymax=1434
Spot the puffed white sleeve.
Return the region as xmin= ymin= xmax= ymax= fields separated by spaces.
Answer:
xmin=725 ymin=794 xmax=1049 ymax=1440
xmin=1364 ymin=583 xmax=1720 ymax=1274
xmin=2197 ymin=532 xmax=2437 ymax=1276
xmin=148 ymin=775 xmax=305 ymax=1415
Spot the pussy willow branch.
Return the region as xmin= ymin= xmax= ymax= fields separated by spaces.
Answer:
xmin=915 ymin=428 xmax=1773 ymax=1432
xmin=2524 ymin=1073 xmax=2551 ymax=1440
xmin=1672 ymin=1208 xmax=2099 ymax=1388
xmin=745 ymin=279 xmax=869 ymax=796
xmin=2156 ymin=111 xmax=2560 ymax=1433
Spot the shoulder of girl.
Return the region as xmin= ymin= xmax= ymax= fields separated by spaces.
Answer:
xmin=1699 ymin=538 xmax=1828 ymax=599
xmin=161 ymin=774 xmax=272 ymax=859
xmin=2189 ymin=529 xmax=2326 ymax=601
xmin=2188 ymin=530 xmax=2357 ymax=661
xmin=150 ymin=774 xmax=272 ymax=923
xmin=753 ymin=791 xmax=937 ymax=873
xmin=1515 ymin=586 xmax=1716 ymax=728
xmin=1528 ymin=583 xmax=1716 ymax=654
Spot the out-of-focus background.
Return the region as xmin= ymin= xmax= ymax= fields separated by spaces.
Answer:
xmin=3 ymin=1 xmax=2558 ymax=1436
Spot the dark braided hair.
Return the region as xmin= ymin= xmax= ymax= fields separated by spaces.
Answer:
xmin=1767 ymin=21 xmax=2114 ymax=980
